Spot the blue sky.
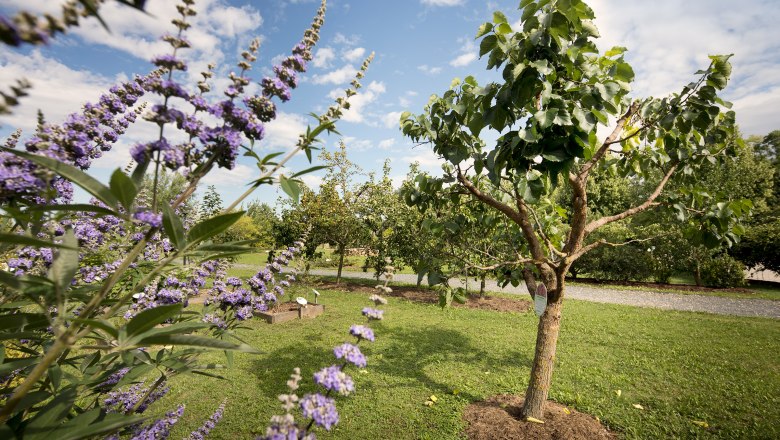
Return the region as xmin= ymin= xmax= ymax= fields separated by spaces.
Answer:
xmin=1 ymin=0 xmax=778 ymax=207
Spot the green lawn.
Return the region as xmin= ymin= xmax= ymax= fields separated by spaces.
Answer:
xmin=156 ymin=283 xmax=780 ymax=439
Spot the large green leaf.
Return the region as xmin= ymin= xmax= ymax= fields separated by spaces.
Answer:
xmin=279 ymin=175 xmax=301 ymax=203
xmin=125 ymin=303 xmax=182 ymax=337
xmin=0 ymin=233 xmax=77 ymax=250
xmin=161 ymin=203 xmax=186 ymax=250
xmin=108 ymin=169 xmax=138 ymax=212
xmin=186 ymin=211 xmax=244 ymax=245
xmin=46 ymin=230 xmax=79 ymax=297
xmin=137 ymin=334 xmax=262 ymax=353
xmin=2 ymin=148 xmax=119 ymax=209
xmin=20 ymin=385 xmax=77 ymax=440
xmin=56 ymin=411 xmax=145 ymax=440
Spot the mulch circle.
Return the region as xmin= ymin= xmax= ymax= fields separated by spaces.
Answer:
xmin=313 ymin=281 xmax=531 ymax=313
xmin=464 ymin=395 xmax=616 ymax=440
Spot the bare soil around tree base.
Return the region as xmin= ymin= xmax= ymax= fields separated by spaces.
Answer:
xmin=464 ymin=395 xmax=616 ymax=440
xmin=313 ymin=281 xmax=531 ymax=313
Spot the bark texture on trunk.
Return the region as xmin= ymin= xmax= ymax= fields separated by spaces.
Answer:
xmin=521 ymin=286 xmax=564 ymax=420
xmin=479 ymin=274 xmax=486 ymax=297
xmin=336 ymin=245 xmax=345 ymax=285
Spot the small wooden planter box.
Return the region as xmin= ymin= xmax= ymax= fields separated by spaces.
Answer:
xmin=255 ymin=304 xmax=325 ymax=324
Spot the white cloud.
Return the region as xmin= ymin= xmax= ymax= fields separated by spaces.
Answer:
xmin=382 ymin=111 xmax=405 ymax=129
xmin=417 ymin=64 xmax=442 ymax=75
xmin=201 ymin=164 xmax=255 ymax=185
xmin=449 ymin=37 xmax=478 ymax=67
xmin=328 ymin=81 xmax=386 ymax=124
xmin=588 ymin=0 xmax=780 ymax=135
xmin=312 ymin=65 xmax=359 ymax=85
xmin=0 ymin=51 xmax=112 ymax=133
xmin=312 ymin=47 xmax=336 ymax=69
xmin=378 ymin=139 xmax=396 ymax=150
xmin=342 ymin=47 xmax=366 ymax=63
xmin=401 ymin=149 xmax=443 ymax=169
xmin=333 ymin=33 xmax=360 ymax=46
xmin=421 ymin=0 xmax=463 ymax=6
xmin=342 ymin=136 xmax=373 ymax=151
xmin=300 ymin=174 xmax=323 ymax=190
xmin=261 ymin=112 xmax=308 ymax=150
xmin=450 ymin=52 xmax=477 ymax=67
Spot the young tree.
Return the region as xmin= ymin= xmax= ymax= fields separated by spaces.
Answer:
xmin=199 ymin=184 xmax=224 ymax=220
xmin=401 ymin=0 xmax=747 ymax=419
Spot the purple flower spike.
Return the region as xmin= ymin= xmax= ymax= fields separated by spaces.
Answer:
xmin=361 ymin=307 xmax=384 ymax=321
xmin=313 ymin=365 xmax=355 ymax=395
xmin=349 ymin=325 xmax=375 ymax=342
xmin=187 ymin=400 xmax=225 ymax=440
xmin=133 ymin=210 xmax=162 ymax=228
xmin=333 ymin=343 xmax=367 ymax=368
xmin=300 ymin=393 xmax=339 ymax=431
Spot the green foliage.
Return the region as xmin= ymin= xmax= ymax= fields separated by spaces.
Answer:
xmin=573 ymin=224 xmax=655 ymax=282
xmin=198 ymin=185 xmax=224 ymax=220
xmin=700 ymin=254 xmax=746 ymax=288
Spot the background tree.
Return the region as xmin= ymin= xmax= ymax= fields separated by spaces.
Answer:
xmin=313 ymin=144 xmax=369 ymax=283
xmin=355 ymin=160 xmax=408 ymax=279
xmin=199 ymin=184 xmax=224 ymax=220
xmin=401 ymin=0 xmax=747 ymax=420
xmin=244 ymin=200 xmax=279 ymax=249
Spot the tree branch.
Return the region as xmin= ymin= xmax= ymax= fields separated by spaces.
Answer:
xmin=584 ymin=164 xmax=678 ymax=235
xmin=569 ymin=235 xmax=661 ymax=261
xmin=578 ymin=101 xmax=640 ymax=179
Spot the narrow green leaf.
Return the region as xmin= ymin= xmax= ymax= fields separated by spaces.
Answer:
xmin=0 ymin=233 xmax=77 ymax=250
xmin=125 ymin=303 xmax=182 ymax=337
xmin=187 ymin=211 xmax=244 ymax=245
xmin=22 ymin=385 xmax=77 ymax=440
xmin=290 ymin=165 xmax=329 ymax=178
xmin=47 ymin=229 xmax=79 ymax=296
xmin=279 ymin=175 xmax=301 ymax=203
xmin=137 ymin=334 xmax=262 ymax=353
xmin=109 ymin=169 xmax=138 ymax=212
xmin=161 ymin=203 xmax=186 ymax=250
xmin=2 ymin=148 xmax=119 ymax=209
xmin=56 ymin=412 xmax=146 ymax=440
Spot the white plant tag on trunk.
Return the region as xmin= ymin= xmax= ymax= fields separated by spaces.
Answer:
xmin=534 ymin=284 xmax=547 ymax=317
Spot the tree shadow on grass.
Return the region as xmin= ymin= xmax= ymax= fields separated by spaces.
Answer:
xmin=372 ymin=323 xmax=533 ymax=402
xmin=246 ymin=322 xmax=533 ymax=405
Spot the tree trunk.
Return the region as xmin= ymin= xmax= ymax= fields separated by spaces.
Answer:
xmin=521 ymin=282 xmax=564 ymax=420
xmin=336 ymin=244 xmax=345 ymax=285
xmin=694 ymin=262 xmax=702 ymax=286
xmin=479 ymin=274 xmax=486 ymax=297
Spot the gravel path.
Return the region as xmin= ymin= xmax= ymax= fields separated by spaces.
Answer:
xmin=299 ymin=269 xmax=780 ymax=319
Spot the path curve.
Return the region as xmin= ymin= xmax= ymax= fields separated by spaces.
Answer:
xmin=298 ymin=269 xmax=779 ymax=319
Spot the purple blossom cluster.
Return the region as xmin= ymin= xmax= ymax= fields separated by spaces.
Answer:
xmin=361 ymin=307 xmax=384 ymax=321
xmin=186 ymin=399 xmax=226 ymax=440
xmin=103 ymin=381 xmax=170 ymax=414
xmin=313 ymin=365 xmax=355 ymax=396
xmin=126 ymin=405 xmax=185 ymax=440
xmin=95 ymin=367 xmax=130 ymax=391
xmin=0 ymin=76 xmax=147 ymax=204
xmin=300 ymin=394 xmax=339 ymax=431
xmin=349 ymin=325 xmax=375 ymax=342
xmin=333 ymin=343 xmax=367 ymax=368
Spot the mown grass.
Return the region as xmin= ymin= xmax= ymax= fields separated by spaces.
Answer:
xmin=153 ymin=283 xmax=780 ymax=439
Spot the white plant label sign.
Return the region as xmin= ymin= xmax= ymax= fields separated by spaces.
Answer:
xmin=534 ymin=284 xmax=547 ymax=317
